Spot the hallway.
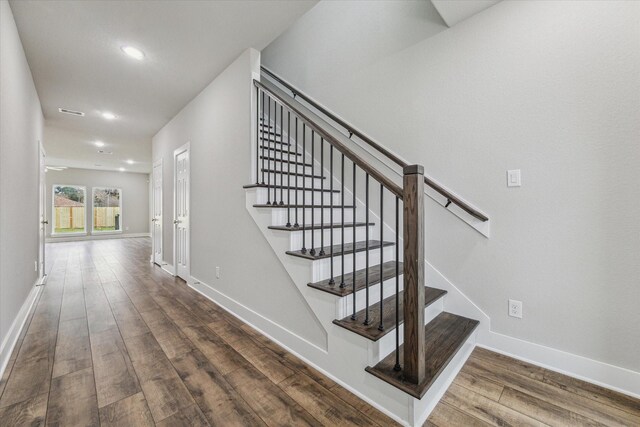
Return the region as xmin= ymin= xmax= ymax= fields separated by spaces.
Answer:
xmin=0 ymin=238 xmax=398 ymax=426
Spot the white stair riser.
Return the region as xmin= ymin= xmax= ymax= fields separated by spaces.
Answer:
xmin=263 ymin=174 xmax=325 ymax=188
xmin=311 ymin=246 xmax=397 ymax=282
xmin=256 ymin=189 xmax=341 ymax=205
xmin=289 ymin=226 xmax=371 ymax=249
xmin=270 ymin=207 xmax=355 ymax=225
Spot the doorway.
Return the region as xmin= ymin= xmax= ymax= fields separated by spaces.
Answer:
xmin=173 ymin=143 xmax=190 ymax=281
xmin=152 ymin=159 xmax=163 ymax=265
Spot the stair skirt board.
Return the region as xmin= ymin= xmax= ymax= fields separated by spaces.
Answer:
xmin=244 ymin=186 xmax=480 ymax=426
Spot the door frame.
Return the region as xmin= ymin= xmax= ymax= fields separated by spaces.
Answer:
xmin=151 ymin=158 xmax=163 ymax=266
xmin=173 ymin=142 xmax=190 ymax=281
xmin=38 ymin=141 xmax=47 ymax=284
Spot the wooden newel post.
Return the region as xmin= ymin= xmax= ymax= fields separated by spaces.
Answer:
xmin=403 ymin=164 xmax=425 ymax=385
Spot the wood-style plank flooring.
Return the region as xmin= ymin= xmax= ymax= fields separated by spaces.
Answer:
xmin=0 ymin=238 xmax=397 ymax=426
xmin=426 ymin=346 xmax=640 ymax=426
xmin=0 ymin=238 xmax=638 ymax=426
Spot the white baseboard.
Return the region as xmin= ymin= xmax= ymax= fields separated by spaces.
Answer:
xmin=0 ymin=279 xmax=42 ymax=381
xmin=160 ymin=262 xmax=175 ymax=276
xmin=46 ymin=232 xmax=150 ymax=243
xmin=478 ymin=331 xmax=640 ymax=399
xmin=189 ymin=277 xmax=326 ymax=355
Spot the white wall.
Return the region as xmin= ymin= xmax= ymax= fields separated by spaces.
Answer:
xmin=45 ymin=167 xmax=150 ymax=238
xmin=263 ymin=0 xmax=640 ymax=372
xmin=152 ymin=49 xmax=326 ymax=347
xmin=0 ymin=0 xmax=43 ymax=354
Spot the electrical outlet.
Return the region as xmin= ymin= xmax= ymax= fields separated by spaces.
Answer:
xmin=508 ymin=299 xmax=523 ymax=319
xmin=34 ymin=260 xmax=38 ymax=272
xmin=125 ymin=226 xmax=129 ymax=231
xmin=216 ymin=266 xmax=220 ymax=279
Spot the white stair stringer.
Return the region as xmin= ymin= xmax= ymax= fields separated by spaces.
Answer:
xmin=240 ymin=187 xmax=485 ymax=426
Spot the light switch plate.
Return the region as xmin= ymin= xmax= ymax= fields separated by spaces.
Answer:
xmin=507 ymin=169 xmax=521 ymax=187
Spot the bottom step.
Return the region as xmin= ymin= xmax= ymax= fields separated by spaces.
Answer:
xmin=365 ymin=312 xmax=479 ymax=399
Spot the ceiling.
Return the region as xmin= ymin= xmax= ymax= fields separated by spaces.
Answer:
xmin=10 ymin=0 xmax=317 ymax=173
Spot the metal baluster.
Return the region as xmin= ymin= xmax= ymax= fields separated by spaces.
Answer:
xmin=260 ymin=90 xmax=265 ymax=184
xmin=351 ymin=163 xmax=357 ymax=320
xmin=279 ymin=104 xmax=284 ymax=205
xmin=301 ymin=124 xmax=307 ymax=253
xmin=364 ymin=173 xmax=370 ymax=325
xmin=378 ymin=184 xmax=384 ymax=331
xmin=294 ymin=117 xmax=299 ymax=228
xmin=310 ymin=130 xmax=316 ymax=256
xmin=340 ymin=153 xmax=345 ymax=288
xmin=286 ymin=111 xmax=291 ymax=227
xmin=394 ymin=196 xmax=401 ymax=371
xmin=255 ymin=86 xmax=259 ymax=184
xmin=273 ymin=100 xmax=278 ymax=204
xmin=319 ymin=138 xmax=325 ymax=256
xmin=328 ymin=145 xmax=334 ymax=284
xmin=266 ymin=96 xmax=271 ymax=205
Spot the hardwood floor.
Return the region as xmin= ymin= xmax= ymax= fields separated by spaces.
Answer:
xmin=1 ymin=238 xmax=638 ymax=426
xmin=0 ymin=238 xmax=398 ymax=426
xmin=426 ymin=347 xmax=640 ymax=427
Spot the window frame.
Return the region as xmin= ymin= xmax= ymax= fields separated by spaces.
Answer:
xmin=91 ymin=186 xmax=123 ymax=235
xmin=51 ymin=184 xmax=88 ymax=236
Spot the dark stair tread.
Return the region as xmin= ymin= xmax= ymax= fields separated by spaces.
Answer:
xmin=365 ymin=312 xmax=479 ymax=399
xmin=309 ymin=261 xmax=403 ymax=297
xmin=253 ymin=204 xmax=355 ymax=209
xmin=333 ymin=287 xmax=447 ymax=342
xmin=260 ymin=137 xmax=290 ymax=145
xmin=260 ymin=146 xmax=301 ymax=156
xmin=269 ymin=222 xmax=372 ymax=231
xmin=261 ymin=169 xmax=325 ymax=179
xmin=243 ymin=184 xmax=339 ymax=193
xmin=286 ymin=240 xmax=394 ymax=260
xmin=260 ymin=156 xmax=311 ymax=166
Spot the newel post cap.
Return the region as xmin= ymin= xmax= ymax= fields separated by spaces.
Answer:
xmin=403 ymin=164 xmax=424 ymax=175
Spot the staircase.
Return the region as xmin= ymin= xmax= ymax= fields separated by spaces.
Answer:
xmin=243 ymin=69 xmax=483 ymax=425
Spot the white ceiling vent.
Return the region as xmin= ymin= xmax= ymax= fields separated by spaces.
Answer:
xmin=58 ymin=107 xmax=84 ymax=117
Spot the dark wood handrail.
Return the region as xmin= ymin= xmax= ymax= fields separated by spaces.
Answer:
xmin=254 ymin=79 xmax=403 ymax=199
xmin=261 ymin=66 xmax=489 ymax=222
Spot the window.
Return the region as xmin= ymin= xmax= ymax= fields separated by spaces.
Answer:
xmin=52 ymin=185 xmax=86 ymax=234
xmin=92 ymin=187 xmax=122 ymax=233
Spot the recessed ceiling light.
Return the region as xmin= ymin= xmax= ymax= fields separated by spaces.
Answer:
xmin=126 ymin=159 xmax=135 ymax=164
xmin=102 ymin=112 xmax=117 ymax=120
xmin=121 ymin=46 xmax=145 ymax=60
xmin=94 ymin=141 xmax=105 ymax=147
xmin=119 ymin=167 xmax=125 ymax=172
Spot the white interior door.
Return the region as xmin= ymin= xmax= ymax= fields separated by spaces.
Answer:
xmin=38 ymin=142 xmax=47 ymax=280
xmin=174 ymin=144 xmax=190 ymax=281
xmin=152 ymin=160 xmax=163 ymax=265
